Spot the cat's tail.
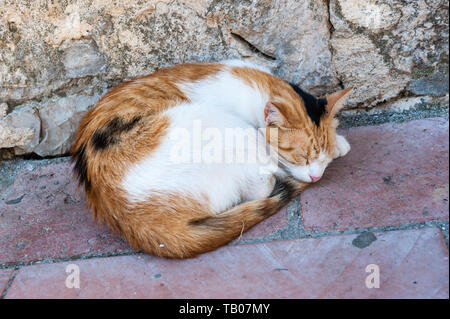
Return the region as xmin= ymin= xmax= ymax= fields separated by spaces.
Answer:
xmin=122 ymin=177 xmax=307 ymax=258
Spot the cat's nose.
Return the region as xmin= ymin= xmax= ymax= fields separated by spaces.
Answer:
xmin=310 ymin=175 xmax=321 ymax=182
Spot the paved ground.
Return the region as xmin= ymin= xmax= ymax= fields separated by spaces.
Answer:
xmin=0 ymin=116 xmax=448 ymax=299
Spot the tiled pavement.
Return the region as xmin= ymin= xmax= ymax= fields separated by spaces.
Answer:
xmin=0 ymin=117 xmax=448 ymax=299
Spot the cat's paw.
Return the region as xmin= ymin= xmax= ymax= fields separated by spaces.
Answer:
xmin=334 ymin=134 xmax=351 ymax=159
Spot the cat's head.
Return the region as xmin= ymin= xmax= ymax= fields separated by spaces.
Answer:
xmin=265 ymin=85 xmax=352 ymax=183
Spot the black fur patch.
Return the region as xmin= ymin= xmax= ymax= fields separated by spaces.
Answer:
xmin=269 ymin=176 xmax=296 ymax=206
xmin=289 ymin=83 xmax=327 ymax=126
xmin=73 ymin=145 xmax=91 ymax=191
xmin=92 ymin=116 xmax=141 ymax=150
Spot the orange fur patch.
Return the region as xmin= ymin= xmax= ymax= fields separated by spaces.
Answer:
xmin=231 ymin=66 xmax=339 ymax=163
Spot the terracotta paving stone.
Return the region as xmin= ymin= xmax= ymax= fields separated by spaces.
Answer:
xmin=5 ymin=228 xmax=448 ymax=299
xmin=0 ymin=268 xmax=14 ymax=295
xmin=237 ymin=207 xmax=288 ymax=241
xmin=0 ymin=159 xmax=288 ymax=265
xmin=301 ymin=118 xmax=449 ymax=232
xmin=0 ymin=162 xmax=132 ymax=265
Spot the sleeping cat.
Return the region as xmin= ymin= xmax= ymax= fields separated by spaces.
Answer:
xmin=71 ymin=60 xmax=352 ymax=258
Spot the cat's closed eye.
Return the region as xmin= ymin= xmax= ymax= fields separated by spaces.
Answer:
xmin=292 ymin=151 xmax=308 ymax=164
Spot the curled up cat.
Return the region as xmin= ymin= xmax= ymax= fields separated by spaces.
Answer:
xmin=71 ymin=60 xmax=352 ymax=258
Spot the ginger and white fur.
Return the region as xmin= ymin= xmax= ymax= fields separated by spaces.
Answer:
xmin=71 ymin=60 xmax=352 ymax=258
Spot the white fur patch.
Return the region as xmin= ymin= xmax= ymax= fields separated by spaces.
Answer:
xmin=176 ymin=69 xmax=269 ymax=129
xmin=123 ymin=65 xmax=279 ymax=213
xmin=121 ymin=61 xmax=339 ymax=212
xmin=122 ymin=101 xmax=280 ymax=214
xmin=335 ymin=134 xmax=351 ymax=158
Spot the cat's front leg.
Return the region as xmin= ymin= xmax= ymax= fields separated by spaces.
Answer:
xmin=334 ymin=134 xmax=351 ymax=159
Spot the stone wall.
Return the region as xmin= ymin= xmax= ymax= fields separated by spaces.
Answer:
xmin=0 ymin=0 xmax=448 ymax=158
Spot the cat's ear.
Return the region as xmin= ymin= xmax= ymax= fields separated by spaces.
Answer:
xmin=325 ymin=87 xmax=353 ymax=116
xmin=264 ymin=102 xmax=287 ymax=126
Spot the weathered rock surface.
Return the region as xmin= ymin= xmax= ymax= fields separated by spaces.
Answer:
xmin=33 ymin=91 xmax=104 ymax=157
xmin=330 ymin=0 xmax=449 ymax=108
xmin=208 ymin=0 xmax=338 ymax=93
xmin=0 ymin=105 xmax=40 ymax=154
xmin=0 ymin=0 xmax=448 ymax=157
xmin=0 ymin=90 xmax=103 ymax=157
